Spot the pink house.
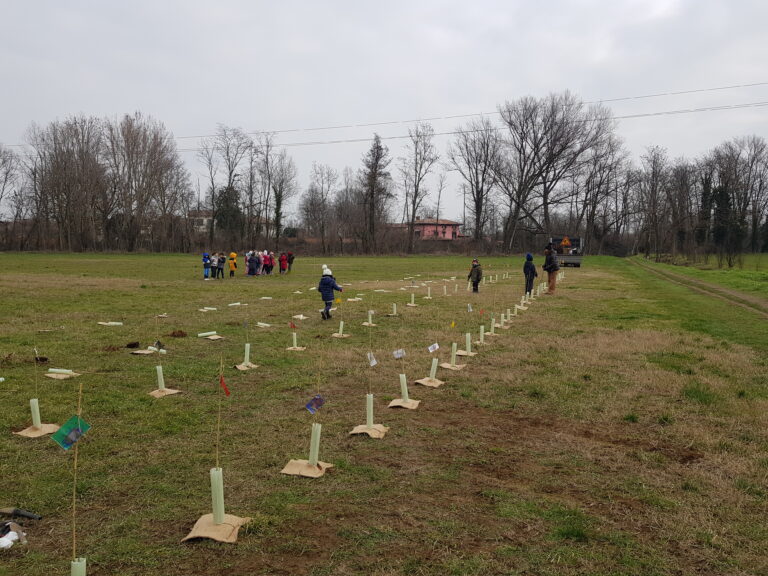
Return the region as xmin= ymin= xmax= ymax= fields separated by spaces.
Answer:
xmin=392 ymin=218 xmax=463 ymax=240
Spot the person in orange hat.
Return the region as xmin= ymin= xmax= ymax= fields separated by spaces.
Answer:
xmin=228 ymin=252 xmax=238 ymax=278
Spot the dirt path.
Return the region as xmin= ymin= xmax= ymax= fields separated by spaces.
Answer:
xmin=631 ymin=259 xmax=768 ymax=319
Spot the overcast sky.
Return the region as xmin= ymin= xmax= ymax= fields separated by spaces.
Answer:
xmin=2 ymin=0 xmax=768 ymax=220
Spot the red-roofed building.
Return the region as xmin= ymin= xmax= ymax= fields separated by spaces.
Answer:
xmin=391 ymin=218 xmax=463 ymax=240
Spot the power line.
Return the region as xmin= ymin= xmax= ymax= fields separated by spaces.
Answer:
xmin=171 ymin=80 xmax=768 ymax=140
xmin=172 ymin=100 xmax=768 ymax=151
xmin=4 ymin=81 xmax=768 ymax=150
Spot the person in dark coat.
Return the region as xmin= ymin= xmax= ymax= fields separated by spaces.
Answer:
xmin=523 ymin=253 xmax=537 ymax=296
xmin=287 ymin=252 xmax=295 ymax=273
xmin=467 ymin=259 xmax=482 ymax=293
xmin=318 ymin=266 xmax=342 ymax=319
xmin=542 ymin=243 xmax=560 ymax=294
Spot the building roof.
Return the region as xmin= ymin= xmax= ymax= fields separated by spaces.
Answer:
xmin=389 ymin=218 xmax=462 ymax=228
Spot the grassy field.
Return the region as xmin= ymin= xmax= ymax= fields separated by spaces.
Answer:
xmin=633 ymin=253 xmax=768 ymax=298
xmin=0 ymin=253 xmax=766 ymax=576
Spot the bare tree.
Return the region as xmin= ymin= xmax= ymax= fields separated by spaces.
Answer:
xmin=300 ymin=162 xmax=337 ymax=253
xmin=448 ymin=117 xmax=501 ymax=242
xmin=270 ymin=149 xmax=297 ymax=248
xmin=398 ymin=122 xmax=439 ymax=252
xmin=198 ymin=125 xmax=251 ymax=245
xmin=0 ymin=144 xmax=19 ymax=217
xmin=255 ymin=132 xmax=277 ymax=241
xmin=637 ymin=146 xmax=670 ymax=260
xmin=434 ymin=169 xmax=447 ymax=227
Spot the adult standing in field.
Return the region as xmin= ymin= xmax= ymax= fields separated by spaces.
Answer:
xmin=543 ymin=243 xmax=559 ymax=294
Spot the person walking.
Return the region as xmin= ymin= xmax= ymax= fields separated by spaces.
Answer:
xmin=318 ymin=266 xmax=342 ymax=319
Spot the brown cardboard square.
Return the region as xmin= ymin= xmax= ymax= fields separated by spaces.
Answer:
xmin=14 ymin=423 xmax=60 ymax=437
xmin=286 ymin=347 xmax=306 ymax=351
xmin=130 ymin=349 xmax=156 ymax=355
xmin=206 ymin=335 xmax=225 ymax=340
xmin=280 ymin=459 xmax=333 ymax=478
xmin=349 ymin=424 xmax=389 ymax=438
xmin=331 ymin=333 xmax=350 ymax=338
xmin=456 ymin=350 xmax=477 ymax=357
xmin=414 ymin=377 xmax=444 ymax=388
xmin=388 ymin=398 xmax=420 ymax=410
xmin=181 ymin=513 xmax=251 ymax=543
xmin=149 ymin=388 xmax=182 ymax=398
xmin=234 ymin=362 xmax=258 ymax=371
xmin=292 ymin=315 xmax=308 ymax=320
xmin=44 ymin=372 xmax=80 ymax=380
xmin=439 ymin=363 xmax=466 ymax=371
xmin=361 ymin=322 xmax=377 ymax=327
xmin=406 ymin=303 xmax=418 ymax=307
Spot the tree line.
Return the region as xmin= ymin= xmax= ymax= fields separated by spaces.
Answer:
xmin=1 ymin=93 xmax=766 ymax=264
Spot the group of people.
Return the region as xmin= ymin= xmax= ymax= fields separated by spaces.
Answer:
xmin=244 ymin=250 xmax=295 ymax=276
xmin=202 ymin=252 xmax=238 ymax=280
xmin=201 ymin=250 xmax=296 ymax=280
xmin=467 ymin=243 xmax=561 ymax=295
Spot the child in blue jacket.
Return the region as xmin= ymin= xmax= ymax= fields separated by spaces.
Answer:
xmin=202 ymin=253 xmax=211 ymax=280
xmin=318 ymin=266 xmax=342 ymax=319
xmin=523 ymin=253 xmax=537 ymax=296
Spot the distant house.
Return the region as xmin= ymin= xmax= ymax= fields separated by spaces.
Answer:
xmin=188 ymin=210 xmax=214 ymax=234
xmin=391 ymin=217 xmax=463 ymax=240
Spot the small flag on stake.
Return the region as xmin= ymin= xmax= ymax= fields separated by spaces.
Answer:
xmin=368 ymin=309 xmax=375 ymax=316
xmin=219 ymin=374 xmax=230 ymax=397
xmin=450 ymin=320 xmax=456 ymax=329
xmin=305 ymin=394 xmax=325 ymax=414
xmin=467 ymin=303 xmax=473 ymax=312
xmin=480 ymin=309 xmax=485 ymax=316
xmin=289 ymin=321 xmax=297 ymax=330
xmin=393 ymin=349 xmax=406 ymax=359
xmin=335 ymin=298 xmax=342 ymax=304
xmin=52 ymin=416 xmax=91 ymax=450
xmin=367 ymin=352 xmax=378 ymax=367
xmin=428 ymin=343 xmax=440 ymax=353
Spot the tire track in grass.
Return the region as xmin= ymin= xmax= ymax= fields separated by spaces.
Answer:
xmin=631 ymin=259 xmax=768 ymax=320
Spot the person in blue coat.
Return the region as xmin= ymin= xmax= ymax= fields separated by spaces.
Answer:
xmin=318 ymin=266 xmax=342 ymax=319
xmin=523 ymin=253 xmax=537 ymax=296
xmin=202 ymin=253 xmax=211 ymax=280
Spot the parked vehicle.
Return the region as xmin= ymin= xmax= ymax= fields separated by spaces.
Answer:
xmin=550 ymin=235 xmax=582 ymax=267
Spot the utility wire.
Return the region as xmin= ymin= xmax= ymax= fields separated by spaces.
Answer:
xmin=172 ymin=80 xmax=768 ymax=140
xmin=4 ymin=81 xmax=768 ymax=150
xmin=171 ymin=100 xmax=768 ymax=151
